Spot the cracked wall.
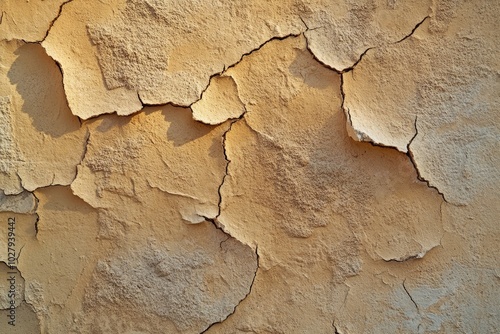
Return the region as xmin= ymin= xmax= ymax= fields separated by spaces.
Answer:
xmin=0 ymin=0 xmax=499 ymax=333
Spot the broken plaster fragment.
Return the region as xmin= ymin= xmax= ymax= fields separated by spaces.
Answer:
xmin=302 ymin=0 xmax=432 ymax=71
xmin=343 ymin=3 xmax=500 ymax=205
xmin=41 ymin=0 xmax=143 ymax=119
xmin=0 ymin=95 xmax=22 ymax=194
xmin=206 ymin=35 xmax=444 ymax=333
xmin=0 ymin=190 xmax=37 ymax=214
xmin=0 ymin=39 xmax=87 ymax=192
xmin=192 ymin=75 xmax=246 ymax=125
xmin=43 ymin=0 xmax=303 ymax=118
xmin=71 ymin=106 xmax=227 ymax=221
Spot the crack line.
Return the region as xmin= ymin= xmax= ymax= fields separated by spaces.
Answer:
xmin=40 ymin=0 xmax=74 ymax=43
xmin=406 ymin=117 xmax=448 ymax=202
xmin=32 ymin=192 xmax=40 ymax=238
xmin=307 ymin=15 xmax=429 ymax=74
xmin=196 ymin=106 xmax=256 ymax=332
xmin=402 ymin=279 xmax=419 ymax=311
xmin=341 ymin=47 xmax=373 ymax=74
xmin=200 ymin=246 xmax=260 ymax=333
xmin=395 ymin=16 xmax=429 ymax=44
xmin=68 ymin=127 xmax=90 ymax=189
xmin=191 ymin=32 xmax=304 ymax=107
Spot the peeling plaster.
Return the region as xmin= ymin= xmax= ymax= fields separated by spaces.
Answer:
xmin=1 ymin=0 xmax=498 ymax=333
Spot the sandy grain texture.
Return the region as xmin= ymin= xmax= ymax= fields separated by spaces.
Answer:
xmin=0 ymin=0 xmax=498 ymax=333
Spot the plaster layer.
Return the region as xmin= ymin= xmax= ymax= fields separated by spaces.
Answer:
xmin=0 ymin=40 xmax=87 ymax=194
xmin=343 ymin=0 xmax=500 ymax=205
xmin=0 ymin=0 xmax=69 ymax=42
xmin=42 ymin=0 xmax=433 ymax=119
xmin=0 ymin=0 xmax=498 ymax=333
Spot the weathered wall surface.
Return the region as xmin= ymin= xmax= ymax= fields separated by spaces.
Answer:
xmin=0 ymin=0 xmax=498 ymax=333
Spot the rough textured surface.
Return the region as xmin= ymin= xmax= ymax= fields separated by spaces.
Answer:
xmin=192 ymin=75 xmax=246 ymax=125
xmin=302 ymin=0 xmax=432 ymax=71
xmin=0 ymin=191 xmax=36 ymax=214
xmin=0 ymin=40 xmax=87 ymax=194
xmin=0 ymin=0 xmax=499 ymax=333
xmin=343 ymin=0 xmax=499 ymax=205
xmin=0 ymin=0 xmax=69 ymax=42
xmin=0 ymin=302 xmax=39 ymax=333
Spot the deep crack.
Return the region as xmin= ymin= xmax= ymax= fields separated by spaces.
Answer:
xmin=341 ymin=53 xmax=448 ymax=202
xmin=402 ymin=279 xmax=419 ymax=311
xmin=68 ymin=128 xmax=91 ymax=190
xmin=40 ymin=0 xmax=74 ymax=42
xmin=341 ymin=47 xmax=372 ymax=74
xmin=31 ymin=192 xmax=40 ymax=238
xmin=198 ymin=112 xmax=258 ymax=332
xmin=395 ymin=16 xmax=429 ymax=44
xmin=306 ymin=15 xmax=429 ymax=74
xmin=406 ymin=117 xmax=448 ymax=203
xmin=200 ymin=246 xmax=260 ymax=333
xmin=192 ymin=32 xmax=304 ymax=108
xmin=215 ymin=122 xmax=234 ymax=219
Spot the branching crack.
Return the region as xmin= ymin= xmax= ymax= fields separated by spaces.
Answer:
xmin=40 ymin=0 xmax=74 ymax=42
xmin=337 ymin=19 xmax=448 ymax=203
xmin=307 ymin=15 xmax=429 ymax=74
xmin=196 ymin=107 xmax=258 ymax=332
xmin=299 ymin=16 xmax=323 ymax=32
xmin=32 ymin=192 xmax=40 ymax=238
xmin=192 ymin=32 xmax=304 ymax=107
xmin=338 ymin=16 xmax=429 ymax=134
xmin=341 ymin=47 xmax=372 ymax=74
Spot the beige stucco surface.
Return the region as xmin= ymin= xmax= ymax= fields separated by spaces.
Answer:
xmin=0 ymin=0 xmax=498 ymax=333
